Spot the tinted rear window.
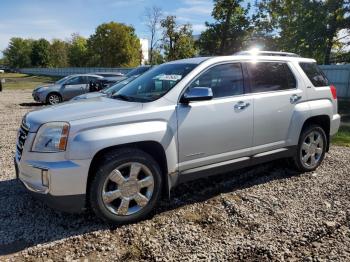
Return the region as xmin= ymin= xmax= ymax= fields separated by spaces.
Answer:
xmin=246 ymin=62 xmax=296 ymax=93
xmin=299 ymin=62 xmax=329 ymax=87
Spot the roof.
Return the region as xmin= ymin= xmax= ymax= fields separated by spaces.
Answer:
xmin=166 ymin=51 xmax=316 ymax=65
xmin=234 ymin=50 xmax=300 ymax=57
xmin=167 ymin=57 xmax=211 ymax=64
xmin=68 ymin=74 xmax=104 ymax=78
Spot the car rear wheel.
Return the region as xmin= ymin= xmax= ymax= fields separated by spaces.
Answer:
xmin=46 ymin=93 xmax=62 ymax=105
xmin=89 ymin=148 xmax=162 ymax=224
xmin=292 ymin=125 xmax=327 ymax=172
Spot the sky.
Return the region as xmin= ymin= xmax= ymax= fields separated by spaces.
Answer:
xmin=0 ymin=0 xmax=218 ymax=57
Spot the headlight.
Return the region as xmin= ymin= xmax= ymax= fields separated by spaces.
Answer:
xmin=32 ymin=122 xmax=70 ymax=152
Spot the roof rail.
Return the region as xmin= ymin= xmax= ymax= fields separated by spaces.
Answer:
xmin=234 ymin=50 xmax=300 ymax=57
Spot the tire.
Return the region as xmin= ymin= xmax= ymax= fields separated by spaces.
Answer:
xmin=89 ymin=148 xmax=163 ymax=224
xmin=46 ymin=93 xmax=62 ymax=105
xmin=292 ymin=125 xmax=327 ymax=172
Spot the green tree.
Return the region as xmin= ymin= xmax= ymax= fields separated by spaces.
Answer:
xmin=49 ymin=39 xmax=69 ymax=67
xmin=68 ymin=34 xmax=89 ymax=67
xmin=323 ymin=0 xmax=350 ymax=64
xmin=255 ymin=0 xmax=350 ymax=64
xmin=148 ymin=49 xmax=164 ymax=65
xmin=87 ymin=22 xmax=141 ymax=67
xmin=198 ymin=0 xmax=251 ymax=55
xmin=248 ymin=0 xmax=278 ymax=50
xmin=160 ymin=16 xmax=197 ymax=61
xmin=31 ymin=38 xmax=51 ymax=67
xmin=3 ymin=37 xmax=33 ymax=68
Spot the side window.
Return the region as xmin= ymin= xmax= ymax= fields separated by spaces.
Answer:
xmin=65 ymin=76 xmax=85 ymax=85
xmin=188 ymin=63 xmax=244 ymax=98
xmin=299 ymin=62 xmax=329 ymax=87
xmin=246 ymin=62 xmax=296 ymax=93
xmin=87 ymin=76 xmax=99 ymax=83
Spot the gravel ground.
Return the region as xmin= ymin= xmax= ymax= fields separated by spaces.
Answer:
xmin=0 ymin=90 xmax=350 ymax=261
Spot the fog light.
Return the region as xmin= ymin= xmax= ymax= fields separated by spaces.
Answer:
xmin=41 ymin=169 xmax=49 ymax=187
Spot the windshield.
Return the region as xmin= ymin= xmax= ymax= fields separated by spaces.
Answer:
xmin=102 ymin=75 xmax=138 ymax=95
xmin=55 ymin=75 xmax=71 ymax=85
xmin=126 ymin=66 xmax=150 ymax=77
xmin=113 ymin=63 xmax=197 ymax=102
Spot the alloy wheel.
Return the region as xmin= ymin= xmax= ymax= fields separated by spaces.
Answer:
xmin=48 ymin=94 xmax=61 ymax=105
xmin=102 ymin=162 xmax=154 ymax=216
xmin=300 ymin=130 xmax=324 ymax=169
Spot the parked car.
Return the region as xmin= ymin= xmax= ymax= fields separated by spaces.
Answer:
xmin=72 ymin=75 xmax=141 ymax=100
xmin=15 ymin=51 xmax=340 ymax=224
xmin=107 ymin=65 xmax=152 ymax=83
xmin=32 ymin=74 xmax=104 ymax=105
xmin=92 ymin=72 xmax=125 ymax=85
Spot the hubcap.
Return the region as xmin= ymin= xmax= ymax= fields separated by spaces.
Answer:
xmin=49 ymin=95 xmax=60 ymax=104
xmin=300 ymin=130 xmax=324 ymax=169
xmin=102 ymin=162 xmax=154 ymax=216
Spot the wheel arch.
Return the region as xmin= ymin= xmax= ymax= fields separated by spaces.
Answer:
xmin=300 ymin=115 xmax=331 ymax=151
xmin=86 ymin=141 xmax=170 ymax=206
xmin=46 ymin=92 xmax=62 ymax=104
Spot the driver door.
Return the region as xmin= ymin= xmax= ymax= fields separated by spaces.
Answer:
xmin=62 ymin=76 xmax=88 ymax=100
xmin=176 ymin=63 xmax=253 ymax=172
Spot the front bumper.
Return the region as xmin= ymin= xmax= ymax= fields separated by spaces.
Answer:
xmin=32 ymin=91 xmax=45 ymax=103
xmin=17 ymin=173 xmax=85 ymax=213
xmin=15 ymin=138 xmax=91 ymax=213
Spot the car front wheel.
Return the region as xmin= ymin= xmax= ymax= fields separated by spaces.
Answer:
xmin=89 ymin=148 xmax=162 ymax=224
xmin=46 ymin=93 xmax=62 ymax=105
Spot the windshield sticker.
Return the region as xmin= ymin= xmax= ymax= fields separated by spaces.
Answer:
xmin=154 ymin=74 xmax=182 ymax=81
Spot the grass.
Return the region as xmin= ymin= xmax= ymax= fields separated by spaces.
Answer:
xmin=0 ymin=73 xmax=59 ymax=90
xmin=333 ymin=99 xmax=350 ymax=146
xmin=332 ymin=126 xmax=350 ymax=147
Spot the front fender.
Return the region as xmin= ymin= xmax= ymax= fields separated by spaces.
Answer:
xmin=66 ymin=120 xmax=178 ymax=174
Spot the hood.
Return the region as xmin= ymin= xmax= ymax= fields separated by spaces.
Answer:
xmin=33 ymin=84 xmax=58 ymax=92
xmin=113 ymin=76 xmax=127 ymax=82
xmin=72 ymin=92 xmax=106 ymax=100
xmin=26 ymin=97 xmax=142 ymax=132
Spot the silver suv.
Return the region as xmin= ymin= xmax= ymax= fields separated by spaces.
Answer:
xmin=15 ymin=51 xmax=340 ymax=224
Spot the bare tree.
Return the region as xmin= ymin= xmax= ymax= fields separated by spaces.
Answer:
xmin=144 ymin=6 xmax=162 ymax=64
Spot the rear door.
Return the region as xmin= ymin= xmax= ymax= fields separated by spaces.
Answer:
xmin=244 ymin=61 xmax=305 ymax=153
xmin=62 ymin=76 xmax=88 ymax=100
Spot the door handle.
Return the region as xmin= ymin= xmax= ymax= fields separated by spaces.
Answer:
xmin=290 ymin=94 xmax=302 ymax=104
xmin=234 ymin=101 xmax=250 ymax=110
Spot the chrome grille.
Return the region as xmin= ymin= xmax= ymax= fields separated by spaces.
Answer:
xmin=16 ymin=119 xmax=30 ymax=160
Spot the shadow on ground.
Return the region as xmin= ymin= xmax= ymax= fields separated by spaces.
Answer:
xmin=19 ymin=102 xmax=44 ymax=107
xmin=0 ymin=160 xmax=300 ymax=256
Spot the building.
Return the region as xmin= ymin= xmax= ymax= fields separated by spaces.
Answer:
xmin=140 ymin=38 xmax=149 ymax=65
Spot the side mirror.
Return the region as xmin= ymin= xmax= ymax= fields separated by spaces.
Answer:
xmin=181 ymin=87 xmax=213 ymax=104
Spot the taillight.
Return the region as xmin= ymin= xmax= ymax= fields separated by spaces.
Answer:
xmin=330 ymin=85 xmax=337 ymax=99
